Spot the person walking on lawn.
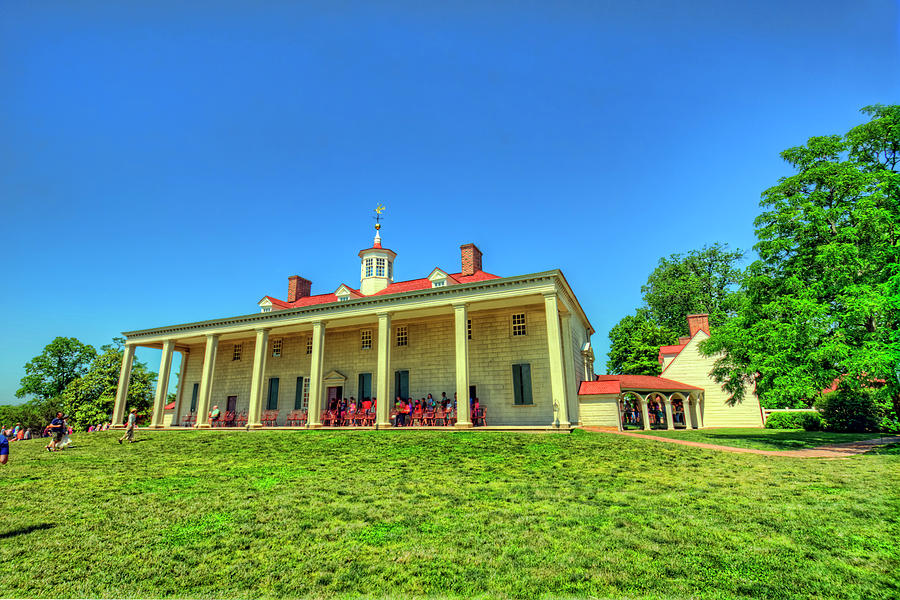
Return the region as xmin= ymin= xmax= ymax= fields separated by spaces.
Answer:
xmin=119 ymin=409 xmax=138 ymax=444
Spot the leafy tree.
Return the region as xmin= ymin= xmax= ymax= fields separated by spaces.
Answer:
xmin=60 ymin=338 xmax=156 ymax=430
xmin=16 ymin=337 xmax=97 ymax=400
xmin=702 ymin=105 xmax=900 ymax=418
xmin=606 ymin=310 xmax=678 ymax=376
xmin=642 ymin=243 xmax=745 ymax=336
xmin=606 ymin=244 xmax=744 ymax=375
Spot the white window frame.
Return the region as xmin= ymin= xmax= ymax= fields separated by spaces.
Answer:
xmin=365 ymin=258 xmax=374 ymax=277
xmin=432 ymin=280 xmax=446 ymax=288
xmin=396 ymin=325 xmax=408 ymax=347
xmin=376 ymin=257 xmax=386 ymax=277
xmin=467 ymin=319 xmax=472 ymax=340
xmin=302 ymin=378 xmax=310 ymax=410
xmin=233 ymin=343 xmax=243 ymax=361
xmin=512 ymin=313 xmax=527 ymax=337
xmin=361 ymin=329 xmax=372 ymax=350
xmin=306 ymin=337 xmax=312 ymax=355
xmin=261 ymin=307 xmax=272 ymax=313
xmin=272 ymin=339 xmax=282 ymax=358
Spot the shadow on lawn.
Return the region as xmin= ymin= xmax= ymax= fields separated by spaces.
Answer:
xmin=0 ymin=523 xmax=56 ymax=539
xmin=693 ymin=431 xmax=887 ymax=450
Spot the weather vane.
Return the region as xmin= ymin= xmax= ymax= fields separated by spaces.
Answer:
xmin=373 ymin=204 xmax=385 ymax=230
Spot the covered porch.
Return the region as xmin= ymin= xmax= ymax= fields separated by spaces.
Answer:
xmin=578 ymin=375 xmax=705 ymax=430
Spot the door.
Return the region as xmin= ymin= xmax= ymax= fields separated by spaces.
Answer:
xmin=469 ymin=385 xmax=477 ymax=402
xmin=226 ymin=396 xmax=237 ymax=426
xmin=327 ymin=386 xmax=343 ymax=408
xmin=394 ymin=370 xmax=409 ymax=400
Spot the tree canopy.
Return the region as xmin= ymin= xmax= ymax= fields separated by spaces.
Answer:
xmin=606 ymin=310 xmax=678 ymax=376
xmin=606 ymin=243 xmax=744 ymax=376
xmin=702 ymin=105 xmax=900 ymax=421
xmin=3 ymin=337 xmax=156 ymax=431
xmin=16 ymin=337 xmax=97 ymax=400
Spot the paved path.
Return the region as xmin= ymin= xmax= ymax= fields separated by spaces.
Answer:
xmin=590 ymin=429 xmax=900 ymax=458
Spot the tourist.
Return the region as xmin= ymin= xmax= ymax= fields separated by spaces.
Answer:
xmin=24 ymin=429 xmax=32 ymax=440
xmin=209 ymin=405 xmax=221 ymax=426
xmin=46 ymin=412 xmax=65 ymax=451
xmin=426 ymin=394 xmax=435 ymax=408
xmin=119 ymin=408 xmax=138 ymax=444
xmin=362 ymin=397 xmax=372 ymax=413
xmin=0 ymin=428 xmax=8 ymax=465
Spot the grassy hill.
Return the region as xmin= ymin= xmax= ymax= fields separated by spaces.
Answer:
xmin=0 ymin=429 xmax=897 ymax=599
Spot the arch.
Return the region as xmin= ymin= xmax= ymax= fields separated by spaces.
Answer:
xmin=668 ymin=392 xmax=689 ymax=429
xmin=620 ymin=391 xmax=645 ymax=430
xmin=644 ymin=392 xmax=668 ymax=430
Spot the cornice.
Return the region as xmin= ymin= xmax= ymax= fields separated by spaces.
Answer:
xmin=123 ymin=270 xmax=567 ymax=341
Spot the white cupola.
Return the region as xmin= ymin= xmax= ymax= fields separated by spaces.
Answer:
xmin=358 ymin=224 xmax=396 ymax=295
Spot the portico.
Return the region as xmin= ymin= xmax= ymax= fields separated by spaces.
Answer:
xmin=113 ymin=265 xmax=594 ymax=431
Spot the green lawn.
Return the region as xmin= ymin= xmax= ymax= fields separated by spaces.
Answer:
xmin=637 ymin=427 xmax=890 ymax=451
xmin=0 ymin=429 xmax=898 ymax=599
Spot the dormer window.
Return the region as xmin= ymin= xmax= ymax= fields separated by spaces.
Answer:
xmin=376 ymin=258 xmax=386 ymax=277
xmin=427 ymin=268 xmax=458 ymax=289
xmin=338 ymin=296 xmax=350 ymax=302
xmin=365 ymin=258 xmax=373 ymax=277
xmin=261 ymin=307 xmax=272 ymax=312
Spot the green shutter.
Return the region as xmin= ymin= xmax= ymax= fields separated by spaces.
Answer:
xmin=520 ymin=364 xmax=533 ymax=405
xmin=357 ymin=373 xmax=372 ymax=399
xmin=512 ymin=364 xmax=533 ymax=405
xmin=294 ymin=377 xmax=304 ymax=410
xmin=267 ymin=377 xmax=279 ymax=410
xmin=190 ymin=383 xmax=199 ymax=411
xmin=394 ymin=370 xmax=408 ymax=399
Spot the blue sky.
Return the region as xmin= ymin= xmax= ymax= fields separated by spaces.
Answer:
xmin=1 ymin=1 xmax=897 ymax=403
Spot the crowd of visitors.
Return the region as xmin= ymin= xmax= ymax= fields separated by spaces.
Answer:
xmin=621 ymin=396 xmax=688 ymax=429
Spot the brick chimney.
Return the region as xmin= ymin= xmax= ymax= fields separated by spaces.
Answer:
xmin=687 ymin=314 xmax=710 ymax=337
xmin=460 ymin=243 xmax=483 ymax=277
xmin=287 ymin=276 xmax=312 ymax=303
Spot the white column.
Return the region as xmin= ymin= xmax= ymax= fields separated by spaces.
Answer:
xmin=561 ymin=313 xmax=580 ymax=426
xmin=307 ymin=321 xmax=326 ymax=427
xmin=248 ymin=328 xmax=271 ymax=428
xmin=615 ymin=394 xmax=624 ymax=432
xmin=543 ymin=293 xmax=570 ymax=427
xmin=695 ymin=393 xmax=704 ymax=428
xmin=112 ymin=344 xmax=136 ymax=428
xmin=664 ymin=395 xmax=675 ymax=430
xmin=684 ymin=393 xmax=695 ymax=429
xmin=375 ymin=313 xmax=392 ymax=428
xmin=170 ymin=350 xmax=189 ymax=426
xmin=640 ymin=394 xmax=651 ymax=430
xmin=195 ymin=334 xmax=219 ymax=428
xmin=151 ymin=340 xmax=176 ymax=428
xmin=453 ymin=303 xmax=471 ymax=428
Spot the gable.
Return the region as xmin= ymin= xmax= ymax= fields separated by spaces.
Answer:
xmin=661 ymin=330 xmax=710 ymax=376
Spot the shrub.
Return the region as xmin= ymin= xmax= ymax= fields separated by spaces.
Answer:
xmin=765 ymin=411 xmax=814 ymax=429
xmin=816 ymin=385 xmax=883 ymax=433
xmin=799 ymin=412 xmax=825 ymax=431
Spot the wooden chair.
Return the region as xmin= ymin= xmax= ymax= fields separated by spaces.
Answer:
xmin=423 ymin=408 xmax=435 ymax=426
xmin=410 ymin=408 xmax=424 ymax=427
xmin=223 ymin=411 xmax=235 ymax=426
xmin=448 ymin=408 xmax=457 ymax=426
xmin=235 ymin=411 xmax=247 ymax=427
xmin=473 ymin=408 xmax=487 ymax=426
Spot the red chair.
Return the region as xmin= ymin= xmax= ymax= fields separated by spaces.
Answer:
xmin=235 ymin=411 xmax=247 ymax=427
xmin=448 ymin=408 xmax=457 ymax=426
xmin=262 ymin=410 xmax=279 ymax=427
xmin=223 ymin=411 xmax=235 ymax=426
xmin=473 ymin=407 xmax=487 ymax=427
xmin=423 ymin=408 xmax=435 ymax=426
xmin=299 ymin=410 xmax=308 ymax=426
xmin=410 ymin=408 xmax=424 ymax=427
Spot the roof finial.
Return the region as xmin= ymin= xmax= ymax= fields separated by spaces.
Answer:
xmin=373 ymin=204 xmax=385 ymax=248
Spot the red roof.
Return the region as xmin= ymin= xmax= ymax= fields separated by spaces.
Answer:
xmin=658 ymin=343 xmax=687 ymax=365
xmin=578 ymin=380 xmax=622 ymax=395
xmin=267 ymin=270 xmax=501 ymax=310
xmin=581 ymin=374 xmax=702 ymax=393
xmin=164 ymin=401 xmax=175 ymax=410
xmin=822 ymin=375 xmax=886 ymax=394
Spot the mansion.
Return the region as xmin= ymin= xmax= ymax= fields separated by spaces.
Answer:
xmin=112 ymin=229 xmax=763 ymax=431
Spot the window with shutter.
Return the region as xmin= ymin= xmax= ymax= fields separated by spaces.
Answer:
xmin=512 ymin=364 xmax=533 ymax=405
xmin=267 ymin=377 xmax=280 ymax=410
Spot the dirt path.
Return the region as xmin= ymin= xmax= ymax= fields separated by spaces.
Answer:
xmin=590 ymin=429 xmax=900 ymax=458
